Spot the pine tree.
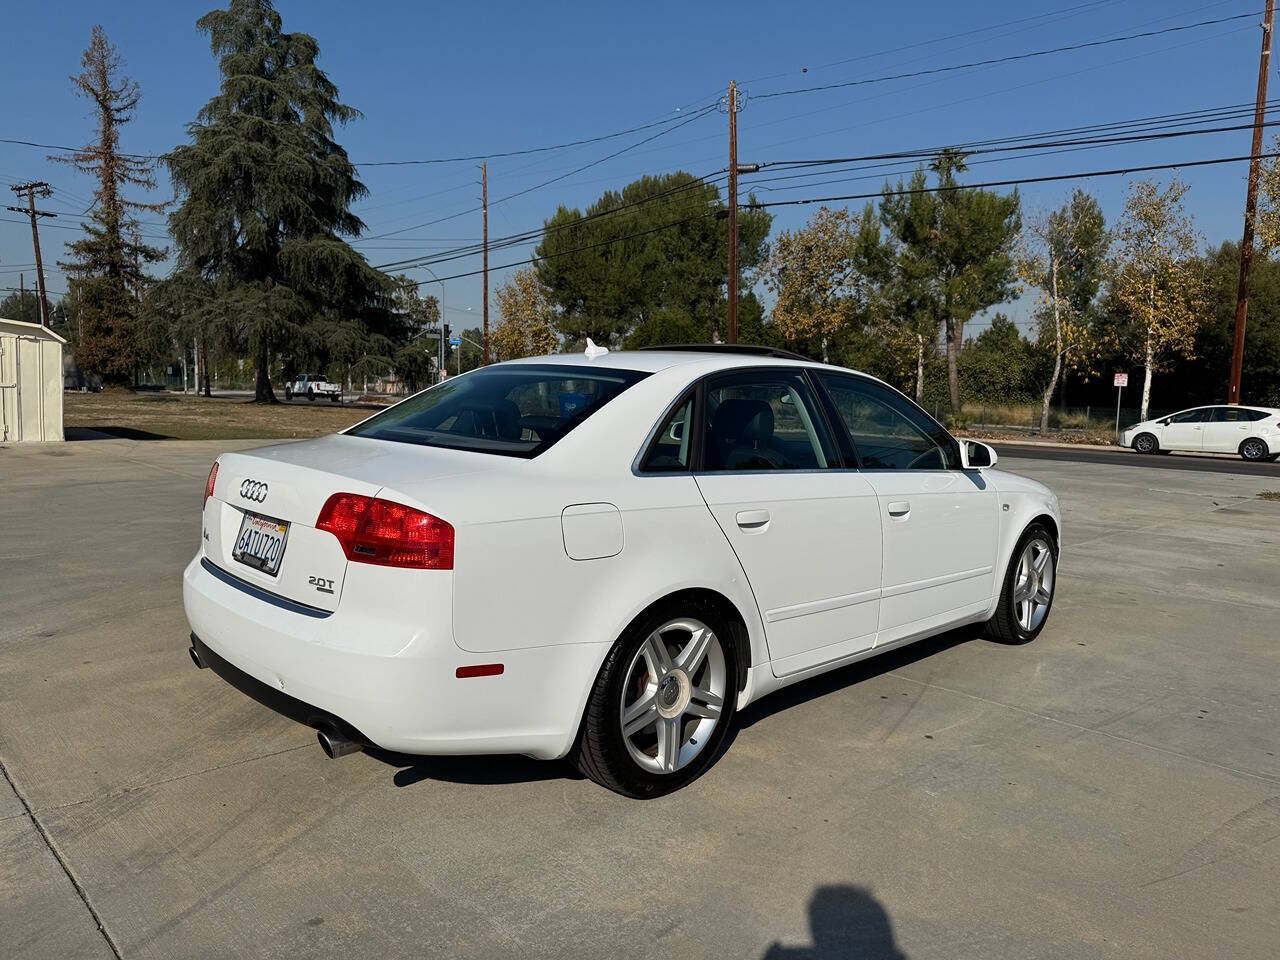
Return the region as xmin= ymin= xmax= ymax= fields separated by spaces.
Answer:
xmin=167 ymin=0 xmax=390 ymax=402
xmin=53 ymin=25 xmax=166 ymax=385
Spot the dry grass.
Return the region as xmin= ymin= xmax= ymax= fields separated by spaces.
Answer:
xmin=65 ymin=391 xmax=372 ymax=441
xmin=1259 ymin=491 xmax=1280 ymax=502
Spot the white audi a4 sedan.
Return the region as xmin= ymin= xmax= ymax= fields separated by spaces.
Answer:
xmin=1121 ymin=404 xmax=1280 ymax=461
xmin=184 ymin=345 xmax=1061 ymax=797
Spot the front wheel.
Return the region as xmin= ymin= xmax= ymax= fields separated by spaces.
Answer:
xmin=1132 ymin=432 xmax=1158 ymax=454
xmin=284 ymin=387 xmax=292 ymax=400
xmin=330 ymin=393 xmax=340 ymax=403
xmin=1240 ymin=438 xmax=1269 ymax=462
xmin=306 ymin=388 xmax=315 ymax=402
xmin=986 ymin=524 xmax=1058 ymax=645
xmin=574 ymin=601 xmax=738 ymax=798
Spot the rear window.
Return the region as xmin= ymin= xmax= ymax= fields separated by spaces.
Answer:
xmin=346 ymin=363 xmax=648 ymax=458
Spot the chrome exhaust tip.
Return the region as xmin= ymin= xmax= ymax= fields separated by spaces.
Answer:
xmin=317 ymin=727 xmax=361 ymax=759
xmin=188 ymin=645 xmax=206 ymax=670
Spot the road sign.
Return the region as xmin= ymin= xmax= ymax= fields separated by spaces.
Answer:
xmin=449 ymin=337 xmax=461 ymax=346
xmin=1113 ymin=372 xmax=1129 ymax=388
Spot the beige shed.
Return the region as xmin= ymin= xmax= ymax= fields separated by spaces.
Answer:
xmin=0 ymin=317 xmax=65 ymax=442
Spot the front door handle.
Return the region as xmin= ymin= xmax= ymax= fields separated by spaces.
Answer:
xmin=887 ymin=500 xmax=911 ymax=518
xmin=735 ymin=509 xmax=771 ymax=530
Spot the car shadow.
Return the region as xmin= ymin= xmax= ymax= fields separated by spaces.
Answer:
xmin=734 ymin=622 xmax=981 ymax=733
xmin=763 ymin=884 xmax=906 ymax=959
xmin=366 ymin=747 xmax=582 ymax=788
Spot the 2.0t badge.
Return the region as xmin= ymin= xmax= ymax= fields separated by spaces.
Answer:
xmin=239 ymin=479 xmax=268 ymax=502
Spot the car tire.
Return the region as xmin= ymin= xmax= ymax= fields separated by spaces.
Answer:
xmin=1132 ymin=432 xmax=1159 ymax=454
xmin=307 ymin=388 xmax=315 ymax=402
xmin=1240 ymin=438 xmax=1269 ymax=462
xmin=330 ymin=393 xmax=340 ymax=403
xmin=985 ymin=523 xmax=1059 ymax=645
xmin=284 ymin=388 xmax=292 ymax=400
xmin=574 ymin=598 xmax=739 ymax=798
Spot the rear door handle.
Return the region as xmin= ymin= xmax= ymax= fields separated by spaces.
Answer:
xmin=735 ymin=509 xmax=771 ymax=530
xmin=887 ymin=500 xmax=911 ymax=518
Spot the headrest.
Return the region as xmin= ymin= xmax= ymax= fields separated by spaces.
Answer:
xmin=712 ymin=397 xmax=774 ymax=444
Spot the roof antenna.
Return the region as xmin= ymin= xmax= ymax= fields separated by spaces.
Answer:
xmin=584 ymin=338 xmax=609 ymax=360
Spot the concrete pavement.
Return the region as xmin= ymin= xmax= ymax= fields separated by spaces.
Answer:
xmin=1 ymin=438 xmax=1278 ymax=958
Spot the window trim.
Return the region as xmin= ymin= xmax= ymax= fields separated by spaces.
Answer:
xmin=811 ymin=370 xmax=962 ymax=472
xmin=635 ymin=385 xmax=701 ymax=474
xmin=694 ymin=366 xmax=843 ymax=475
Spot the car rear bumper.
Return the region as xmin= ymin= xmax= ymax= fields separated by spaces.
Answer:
xmin=182 ymin=554 xmax=608 ymax=760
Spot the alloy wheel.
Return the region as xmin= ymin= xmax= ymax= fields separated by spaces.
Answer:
xmin=1242 ymin=439 xmax=1267 ymax=461
xmin=619 ymin=618 xmax=727 ymax=775
xmin=1135 ymin=434 xmax=1155 ymax=453
xmin=1013 ymin=538 xmax=1055 ymax=633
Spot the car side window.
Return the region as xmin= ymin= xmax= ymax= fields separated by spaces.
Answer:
xmin=700 ymin=374 xmax=835 ymax=472
xmin=817 ymin=373 xmax=957 ymax=470
xmin=640 ymin=395 xmax=694 ymax=472
xmin=1211 ymin=407 xmax=1267 ymax=422
xmin=1168 ymin=408 xmax=1210 ymax=423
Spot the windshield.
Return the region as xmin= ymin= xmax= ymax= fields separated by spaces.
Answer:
xmin=346 ymin=363 xmax=648 ymax=457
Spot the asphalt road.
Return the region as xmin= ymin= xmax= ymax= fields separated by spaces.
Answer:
xmin=995 ymin=441 xmax=1280 ymax=477
xmin=2 ymin=440 xmax=1278 ymax=959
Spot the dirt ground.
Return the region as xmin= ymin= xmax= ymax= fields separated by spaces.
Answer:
xmin=64 ymin=391 xmax=372 ymax=441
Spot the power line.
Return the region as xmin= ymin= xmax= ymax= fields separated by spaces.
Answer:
xmin=359 ymin=106 xmax=717 ymax=241
xmin=401 ymin=209 xmax=722 ymax=288
xmin=743 ymin=150 xmax=1280 ymax=210
xmin=374 ymin=170 xmax=728 ymax=271
xmin=0 ymin=101 xmax=718 ymax=170
xmin=752 ymin=11 xmax=1257 ymax=101
xmin=756 ymin=100 xmax=1278 ymax=171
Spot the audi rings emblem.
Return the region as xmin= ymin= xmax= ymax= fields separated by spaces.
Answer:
xmin=239 ymin=479 xmax=269 ymax=503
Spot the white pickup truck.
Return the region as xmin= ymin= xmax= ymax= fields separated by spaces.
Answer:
xmin=284 ymin=373 xmax=342 ymax=402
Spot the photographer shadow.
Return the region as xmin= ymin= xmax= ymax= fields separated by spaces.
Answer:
xmin=763 ymin=885 xmax=906 ymax=960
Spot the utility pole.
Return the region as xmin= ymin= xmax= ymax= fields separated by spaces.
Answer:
xmin=727 ymin=80 xmax=739 ymax=344
xmin=1229 ymin=0 xmax=1275 ymax=405
xmin=7 ymin=182 xmax=55 ymax=327
xmin=481 ymin=162 xmax=490 ymax=365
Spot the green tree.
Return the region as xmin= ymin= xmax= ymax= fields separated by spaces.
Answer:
xmin=166 ymin=0 xmax=391 ymax=402
xmin=536 ymin=172 xmax=771 ymax=347
xmin=1020 ymin=190 xmax=1107 ymax=431
xmin=387 ymin=276 xmax=440 ymax=391
xmin=872 ymin=187 xmax=943 ymax=401
xmin=0 ymin=291 xmax=43 ymax=326
xmin=54 ymin=25 xmax=166 ymax=385
xmin=959 ymin=314 xmax=1039 ymax=405
xmin=882 ymin=152 xmax=1021 ymax=414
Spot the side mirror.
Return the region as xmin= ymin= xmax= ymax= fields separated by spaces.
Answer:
xmin=958 ymin=439 xmax=997 ymax=470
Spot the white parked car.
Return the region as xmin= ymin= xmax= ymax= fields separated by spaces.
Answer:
xmin=284 ymin=372 xmax=342 ymax=402
xmin=1121 ymin=405 xmax=1280 ymax=461
xmin=184 ymin=346 xmax=1062 ymax=797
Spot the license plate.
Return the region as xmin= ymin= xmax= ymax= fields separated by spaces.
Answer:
xmin=232 ymin=512 xmax=290 ymax=576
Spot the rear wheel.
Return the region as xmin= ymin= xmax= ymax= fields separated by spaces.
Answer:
xmin=1132 ymin=432 xmax=1158 ymax=454
xmin=307 ymin=388 xmax=315 ymax=402
xmin=574 ymin=600 xmax=738 ymax=798
xmin=986 ymin=524 xmax=1058 ymax=645
xmin=1240 ymin=438 xmax=1269 ymax=462
xmin=330 ymin=392 xmax=340 ymax=403
xmin=284 ymin=387 xmax=292 ymax=400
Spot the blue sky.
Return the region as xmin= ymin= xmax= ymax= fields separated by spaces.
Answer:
xmin=0 ymin=0 xmax=1269 ymax=335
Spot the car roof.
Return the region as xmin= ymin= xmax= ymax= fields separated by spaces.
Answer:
xmin=500 ymin=348 xmax=823 ymax=374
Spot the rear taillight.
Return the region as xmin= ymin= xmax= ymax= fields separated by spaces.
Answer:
xmin=316 ymin=493 xmax=454 ymax=570
xmin=204 ymin=461 xmax=219 ymax=507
